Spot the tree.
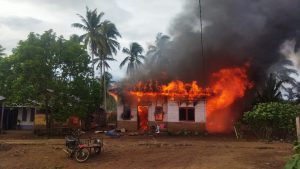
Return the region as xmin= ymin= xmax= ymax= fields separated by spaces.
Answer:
xmin=73 ymin=7 xmax=121 ymax=110
xmin=97 ymin=20 xmax=121 ymax=110
xmin=72 ymin=7 xmax=104 ymax=77
xmin=0 ymin=45 xmax=5 ymax=56
xmin=3 ymin=30 xmax=101 ymax=132
xmin=243 ymin=102 xmax=300 ymax=139
xmin=146 ymin=33 xmax=170 ymax=66
xmin=120 ymin=42 xmax=145 ymax=77
xmin=255 ymin=73 xmax=287 ymax=103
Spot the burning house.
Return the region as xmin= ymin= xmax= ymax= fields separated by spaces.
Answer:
xmin=110 ymin=66 xmax=252 ymax=133
xmin=110 ymin=81 xmax=210 ymax=132
xmin=113 ymin=0 xmax=300 ymax=133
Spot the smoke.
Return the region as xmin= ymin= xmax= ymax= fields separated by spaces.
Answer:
xmin=140 ymin=0 xmax=300 ymax=87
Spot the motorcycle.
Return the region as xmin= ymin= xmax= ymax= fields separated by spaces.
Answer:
xmin=63 ymin=129 xmax=103 ymax=163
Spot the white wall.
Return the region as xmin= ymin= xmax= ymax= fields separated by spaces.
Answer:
xmin=148 ymin=103 xmax=155 ymax=122
xmin=17 ymin=107 xmax=34 ymax=129
xmin=117 ymin=104 xmax=124 ymax=121
xmin=117 ymin=103 xmax=137 ymax=121
xmin=166 ymin=100 xmax=206 ymax=123
xmin=195 ymin=100 xmax=206 ymax=123
xmin=167 ymin=101 xmax=179 ymax=122
xmin=117 ymin=99 xmax=206 ymax=123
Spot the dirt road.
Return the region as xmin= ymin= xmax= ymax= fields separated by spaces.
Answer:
xmin=0 ymin=136 xmax=293 ymax=169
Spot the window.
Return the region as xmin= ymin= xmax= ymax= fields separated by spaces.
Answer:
xmin=22 ymin=107 xmax=27 ymax=121
xmin=30 ymin=108 xmax=35 ymax=122
xmin=154 ymin=106 xmax=164 ymax=121
xmin=121 ymin=105 xmax=131 ymax=120
xmin=179 ymin=107 xmax=195 ymax=121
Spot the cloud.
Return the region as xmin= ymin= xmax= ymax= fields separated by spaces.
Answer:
xmin=0 ymin=16 xmax=43 ymax=30
xmin=0 ymin=0 xmax=185 ymax=80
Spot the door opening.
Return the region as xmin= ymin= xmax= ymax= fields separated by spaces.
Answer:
xmin=137 ymin=106 xmax=148 ymax=131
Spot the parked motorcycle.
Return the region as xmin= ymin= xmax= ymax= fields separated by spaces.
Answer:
xmin=63 ymin=129 xmax=103 ymax=162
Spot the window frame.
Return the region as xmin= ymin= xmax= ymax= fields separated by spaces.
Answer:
xmin=121 ymin=105 xmax=132 ymax=120
xmin=154 ymin=106 xmax=164 ymax=121
xmin=179 ymin=107 xmax=195 ymax=122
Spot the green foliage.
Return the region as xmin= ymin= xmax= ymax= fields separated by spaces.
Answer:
xmin=243 ymin=102 xmax=300 ymax=139
xmin=285 ymin=144 xmax=300 ymax=169
xmin=0 ymin=30 xmax=108 ymax=122
xmin=72 ymin=7 xmax=121 ymax=110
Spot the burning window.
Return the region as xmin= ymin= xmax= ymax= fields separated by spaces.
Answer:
xmin=179 ymin=107 xmax=195 ymax=121
xmin=121 ymin=105 xmax=131 ymax=120
xmin=154 ymin=106 xmax=164 ymax=121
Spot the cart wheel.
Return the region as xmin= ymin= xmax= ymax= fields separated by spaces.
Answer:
xmin=75 ymin=148 xmax=90 ymax=163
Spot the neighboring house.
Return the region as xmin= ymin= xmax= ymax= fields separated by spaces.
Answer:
xmin=2 ymin=106 xmax=36 ymax=130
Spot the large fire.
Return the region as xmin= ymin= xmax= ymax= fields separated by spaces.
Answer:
xmin=124 ymin=65 xmax=253 ymax=133
xmin=206 ymin=66 xmax=253 ymax=133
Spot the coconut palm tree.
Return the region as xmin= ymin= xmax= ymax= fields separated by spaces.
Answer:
xmin=72 ymin=7 xmax=121 ymax=110
xmin=97 ymin=20 xmax=121 ymax=111
xmin=256 ymin=73 xmax=288 ymax=103
xmin=72 ymin=7 xmax=104 ymax=77
xmin=96 ymin=20 xmax=121 ymax=76
xmin=146 ymin=33 xmax=170 ymax=65
xmin=120 ymin=42 xmax=145 ymax=77
xmin=0 ymin=45 xmax=5 ymax=56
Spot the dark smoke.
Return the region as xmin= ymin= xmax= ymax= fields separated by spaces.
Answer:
xmin=138 ymin=0 xmax=300 ymax=87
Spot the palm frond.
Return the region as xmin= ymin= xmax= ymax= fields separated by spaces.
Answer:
xmin=119 ymin=57 xmax=129 ymax=68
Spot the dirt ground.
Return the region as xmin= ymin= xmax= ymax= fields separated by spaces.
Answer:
xmin=0 ymin=132 xmax=293 ymax=169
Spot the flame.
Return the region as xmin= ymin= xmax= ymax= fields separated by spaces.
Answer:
xmin=206 ymin=66 xmax=253 ymax=133
xmin=121 ymin=65 xmax=253 ymax=134
xmin=129 ymin=80 xmax=210 ymax=100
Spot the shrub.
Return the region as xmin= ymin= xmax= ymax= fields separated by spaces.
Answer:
xmin=285 ymin=143 xmax=300 ymax=169
xmin=243 ymin=102 xmax=300 ymax=139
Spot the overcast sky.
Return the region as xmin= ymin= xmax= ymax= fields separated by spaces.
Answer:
xmin=0 ymin=0 xmax=186 ymax=80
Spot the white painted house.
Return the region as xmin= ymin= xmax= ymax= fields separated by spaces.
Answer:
xmin=2 ymin=106 xmax=35 ymax=130
xmin=116 ymin=97 xmax=206 ymax=132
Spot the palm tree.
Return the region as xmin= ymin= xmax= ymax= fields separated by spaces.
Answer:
xmin=96 ymin=20 xmax=121 ymax=76
xmin=0 ymin=45 xmax=5 ymax=56
xmin=120 ymin=42 xmax=145 ymax=77
xmin=146 ymin=33 xmax=170 ymax=65
xmin=72 ymin=7 xmax=121 ymax=110
xmin=97 ymin=20 xmax=121 ymax=111
xmin=256 ymin=73 xmax=288 ymax=103
xmin=72 ymin=7 xmax=104 ymax=77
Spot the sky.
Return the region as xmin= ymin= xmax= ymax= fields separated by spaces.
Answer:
xmin=0 ymin=0 xmax=186 ymax=80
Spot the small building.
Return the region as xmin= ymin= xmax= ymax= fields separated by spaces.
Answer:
xmin=109 ymin=81 xmax=209 ymax=132
xmin=1 ymin=106 xmax=36 ymax=130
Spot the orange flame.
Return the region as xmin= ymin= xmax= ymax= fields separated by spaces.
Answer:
xmin=129 ymin=80 xmax=210 ymax=100
xmin=123 ymin=65 xmax=253 ymax=134
xmin=206 ymin=66 xmax=253 ymax=133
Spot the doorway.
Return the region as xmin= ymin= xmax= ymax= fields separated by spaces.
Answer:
xmin=137 ymin=106 xmax=148 ymax=131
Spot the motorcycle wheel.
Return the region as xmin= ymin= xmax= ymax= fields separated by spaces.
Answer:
xmin=94 ymin=146 xmax=101 ymax=154
xmin=75 ymin=148 xmax=90 ymax=163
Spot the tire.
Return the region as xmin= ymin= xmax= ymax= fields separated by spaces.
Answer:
xmin=75 ymin=148 xmax=90 ymax=163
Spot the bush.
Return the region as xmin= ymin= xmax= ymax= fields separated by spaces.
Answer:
xmin=285 ymin=144 xmax=300 ymax=169
xmin=243 ymin=102 xmax=300 ymax=140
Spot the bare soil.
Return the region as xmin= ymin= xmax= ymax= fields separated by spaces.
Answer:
xmin=0 ymin=133 xmax=293 ymax=169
